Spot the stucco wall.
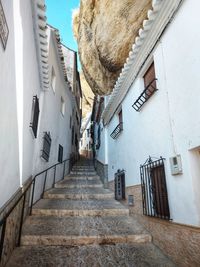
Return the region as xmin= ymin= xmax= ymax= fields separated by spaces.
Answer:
xmin=100 ymin=0 xmax=200 ymax=226
xmin=31 ymin=29 xmax=73 ymax=202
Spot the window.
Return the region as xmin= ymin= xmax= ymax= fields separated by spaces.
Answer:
xmin=75 ymin=133 xmax=78 ymax=148
xmin=96 ymin=125 xmax=101 ymax=149
xmin=132 ymin=61 xmax=158 ymax=111
xmin=51 ymin=67 xmax=56 ymax=92
xmin=110 ymin=110 xmax=123 ymax=139
xmin=61 ymin=96 xmax=65 ymax=116
xmin=30 ymin=96 xmax=40 ymax=138
xmin=118 ymin=109 xmax=123 ymax=130
xmin=71 ymin=126 xmax=74 ymax=145
xmin=140 ymin=157 xmax=170 ymax=220
xmin=144 ymin=62 xmax=156 ymax=85
xmin=41 ymin=132 xmax=51 ymax=162
xmin=58 ymin=144 xmax=63 ymax=163
xmin=115 ymin=170 xmax=125 ymax=200
xmin=70 ymin=116 xmax=72 ymax=128
xmin=87 ymin=129 xmax=90 ymax=138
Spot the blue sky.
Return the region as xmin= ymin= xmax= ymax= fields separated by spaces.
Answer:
xmin=46 ymin=0 xmax=80 ymax=68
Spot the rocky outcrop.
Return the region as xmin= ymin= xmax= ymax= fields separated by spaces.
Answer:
xmin=80 ymin=71 xmax=94 ymax=118
xmin=73 ymin=0 xmax=152 ymax=95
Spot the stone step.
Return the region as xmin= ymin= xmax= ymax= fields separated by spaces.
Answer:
xmin=6 ymin=244 xmax=175 ymax=267
xmin=72 ymin=166 xmax=95 ymax=170
xmin=21 ymin=216 xmax=151 ymax=246
xmin=70 ymin=171 xmax=97 ymax=176
xmin=43 ymin=188 xmax=114 ymax=200
xmin=32 ymin=199 xmax=129 ymax=217
xmin=55 ymin=179 xmax=103 ymax=189
xmin=64 ymin=175 xmax=100 ymax=181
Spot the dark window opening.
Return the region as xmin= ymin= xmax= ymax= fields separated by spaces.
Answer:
xmin=75 ymin=133 xmax=78 ymax=148
xmin=30 ymin=96 xmax=40 ymax=138
xmin=70 ymin=116 xmax=72 ymax=129
xmin=96 ymin=125 xmax=101 ymax=149
xmin=72 ymin=126 xmax=74 ymax=145
xmin=140 ymin=157 xmax=170 ymax=220
xmin=58 ymin=144 xmax=63 ymax=163
xmin=115 ymin=170 xmax=125 ymax=200
xmin=118 ymin=109 xmax=123 ymax=125
xmin=87 ymin=129 xmax=90 ymax=137
xmin=41 ymin=132 xmax=51 ymax=162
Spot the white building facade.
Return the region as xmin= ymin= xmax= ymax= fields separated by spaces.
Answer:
xmin=92 ymin=0 xmax=200 ymax=228
xmin=0 ymin=1 xmax=81 ymax=263
xmin=80 ymin=112 xmax=93 ymax=158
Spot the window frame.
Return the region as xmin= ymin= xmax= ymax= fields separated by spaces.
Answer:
xmin=58 ymin=144 xmax=63 ymax=163
xmin=41 ymin=132 xmax=52 ymax=162
xmin=30 ymin=95 xmax=40 ymax=138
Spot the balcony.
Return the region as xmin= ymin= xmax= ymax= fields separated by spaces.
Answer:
xmin=132 ymin=79 xmax=158 ymax=111
xmin=110 ymin=123 xmax=123 ymax=139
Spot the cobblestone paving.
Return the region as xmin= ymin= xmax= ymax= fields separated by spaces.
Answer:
xmin=7 ymin=244 xmax=175 ymax=267
xmin=6 ymin=158 xmax=175 ymax=266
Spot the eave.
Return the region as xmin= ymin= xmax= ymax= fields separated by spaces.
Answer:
xmin=102 ymin=0 xmax=183 ymax=125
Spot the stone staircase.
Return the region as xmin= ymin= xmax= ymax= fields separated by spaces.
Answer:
xmin=6 ymin=158 xmax=175 ymax=266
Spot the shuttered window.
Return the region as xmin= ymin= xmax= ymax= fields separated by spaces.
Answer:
xmin=41 ymin=132 xmax=51 ymax=162
xmin=144 ymin=62 xmax=157 ymax=94
xmin=30 ymin=96 xmax=40 ymax=138
xmin=58 ymin=144 xmax=63 ymax=163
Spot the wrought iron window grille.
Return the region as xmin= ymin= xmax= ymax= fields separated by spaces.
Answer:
xmin=30 ymin=96 xmax=40 ymax=138
xmin=115 ymin=169 xmax=126 ymax=200
xmin=58 ymin=144 xmax=63 ymax=163
xmin=41 ymin=132 xmax=52 ymax=162
xmin=140 ymin=156 xmax=171 ymax=220
xmin=110 ymin=122 xmax=123 ymax=139
xmin=132 ymin=78 xmax=158 ymax=111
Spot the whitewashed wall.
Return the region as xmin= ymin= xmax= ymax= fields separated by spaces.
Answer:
xmin=0 ymin=0 xmax=20 ymax=207
xmin=32 ymin=29 xmax=73 ymax=201
xmin=98 ymin=0 xmax=200 ymax=226
xmin=0 ymin=1 xmax=74 ymax=208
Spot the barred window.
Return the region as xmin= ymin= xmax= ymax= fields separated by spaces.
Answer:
xmin=30 ymin=96 xmax=40 ymax=138
xmin=58 ymin=144 xmax=63 ymax=163
xmin=41 ymin=132 xmax=51 ymax=162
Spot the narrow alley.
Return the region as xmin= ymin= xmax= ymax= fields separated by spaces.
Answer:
xmin=1 ymin=0 xmax=200 ymax=266
xmin=6 ymin=157 xmax=174 ymax=266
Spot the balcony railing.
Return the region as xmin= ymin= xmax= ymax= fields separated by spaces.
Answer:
xmin=110 ymin=122 xmax=123 ymax=139
xmin=132 ymin=79 xmax=158 ymax=111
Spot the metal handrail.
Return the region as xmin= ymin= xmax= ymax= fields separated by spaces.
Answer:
xmin=0 ymin=157 xmax=74 ymax=262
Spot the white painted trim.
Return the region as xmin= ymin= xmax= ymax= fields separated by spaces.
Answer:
xmin=102 ymin=0 xmax=183 ymax=125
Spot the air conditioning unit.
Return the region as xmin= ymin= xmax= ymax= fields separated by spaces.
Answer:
xmin=169 ymin=155 xmax=182 ymax=175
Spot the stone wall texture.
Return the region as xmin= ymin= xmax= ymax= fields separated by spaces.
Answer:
xmin=136 ymin=215 xmax=200 ymax=267
xmin=80 ymin=72 xmax=94 ymax=119
xmin=73 ymin=0 xmax=152 ymax=95
xmin=108 ymin=180 xmax=200 ymax=266
xmin=0 ymin=179 xmax=31 ymax=267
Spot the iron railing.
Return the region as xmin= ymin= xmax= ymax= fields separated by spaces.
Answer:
xmin=0 ymin=156 xmax=75 ymax=263
xmin=110 ymin=122 xmax=123 ymax=139
xmin=132 ymin=79 xmax=158 ymax=111
xmin=140 ymin=157 xmax=171 ymax=220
